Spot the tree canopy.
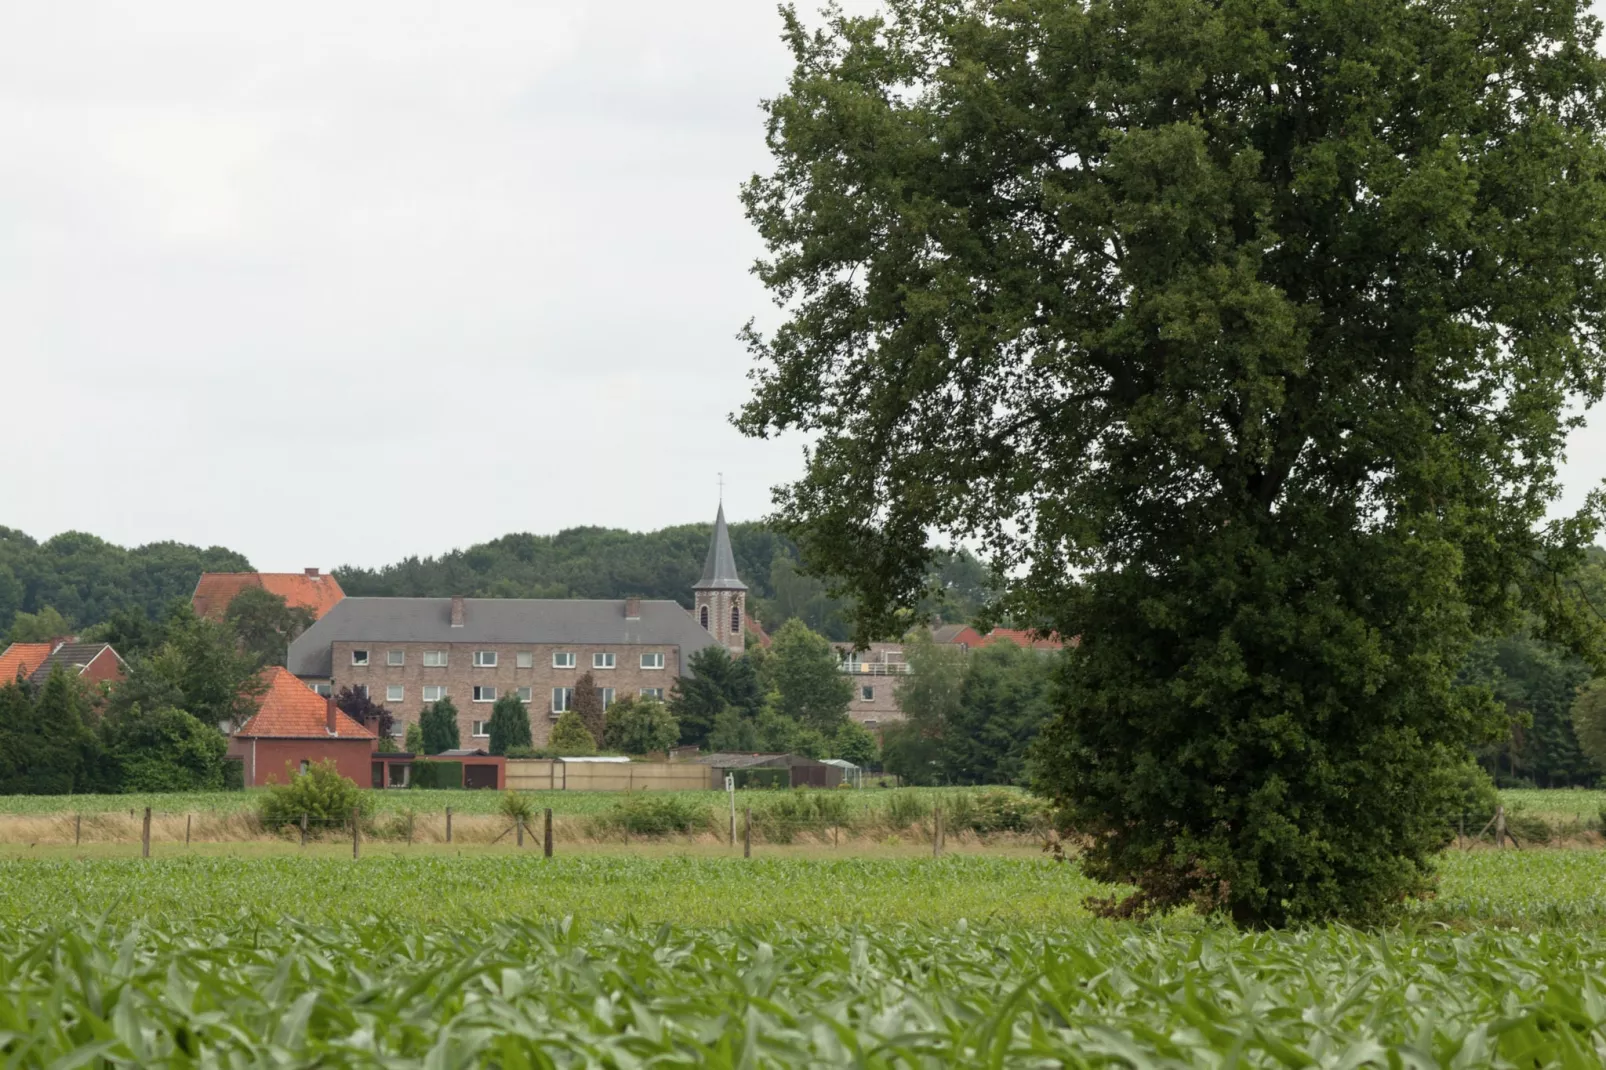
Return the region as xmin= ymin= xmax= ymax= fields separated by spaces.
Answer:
xmin=740 ymin=0 xmax=1606 ymax=924
xmin=419 ymin=698 xmax=461 ymax=756
xmin=486 ymin=691 xmax=533 ymax=756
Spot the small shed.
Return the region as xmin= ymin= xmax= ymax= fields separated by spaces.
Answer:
xmin=821 ymin=758 xmax=863 ymax=789
xmin=689 ymin=753 xmax=841 ymax=789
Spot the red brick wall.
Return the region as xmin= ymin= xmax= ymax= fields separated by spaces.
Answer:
xmin=232 ymin=737 xmax=374 ymax=787
xmin=79 ymin=648 xmax=126 ymax=688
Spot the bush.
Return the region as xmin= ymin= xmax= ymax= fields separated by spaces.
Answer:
xmin=498 ymin=791 xmax=536 ymax=825
xmin=598 ymin=795 xmax=712 ymax=836
xmin=504 ymin=746 xmax=542 ymax=759
xmin=755 ymin=791 xmax=854 ymax=843
xmin=966 ymin=791 xmax=1050 ymax=834
xmin=885 ymin=791 xmax=930 ymax=828
xmin=1504 ymin=808 xmax=1554 ymax=846
xmin=549 ymin=711 xmax=597 ymax=756
xmin=601 ymin=697 xmax=680 ymax=755
xmin=258 ymin=760 xmax=371 ymax=828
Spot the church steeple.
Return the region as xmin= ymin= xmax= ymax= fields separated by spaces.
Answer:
xmin=694 ymin=503 xmax=747 ymax=655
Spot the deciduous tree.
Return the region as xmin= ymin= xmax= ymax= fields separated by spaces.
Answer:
xmin=739 ymin=0 xmax=1606 ymax=924
xmin=601 ymin=695 xmax=680 ymax=755
xmin=762 ymin=620 xmax=852 ymax=734
xmin=224 ymin=587 xmax=314 ymax=669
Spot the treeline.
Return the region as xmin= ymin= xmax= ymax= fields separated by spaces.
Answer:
xmin=334 ymin=524 xmax=994 ymax=641
xmin=2 ymin=522 xmax=993 ymax=645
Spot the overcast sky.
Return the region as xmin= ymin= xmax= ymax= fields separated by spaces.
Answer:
xmin=3 ymin=2 xmax=1604 ymax=571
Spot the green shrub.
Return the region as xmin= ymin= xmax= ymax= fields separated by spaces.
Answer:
xmin=1504 ymin=808 xmax=1554 ymax=846
xmin=498 ymin=791 xmax=536 ymax=825
xmin=598 ymin=795 xmax=712 ymax=836
xmin=968 ymin=791 xmax=1051 ymax=834
xmin=755 ymin=791 xmax=854 ymax=843
xmin=885 ymin=791 xmax=930 ymax=828
xmin=258 ymin=760 xmax=371 ymax=828
xmin=504 ymin=746 xmax=542 ymax=759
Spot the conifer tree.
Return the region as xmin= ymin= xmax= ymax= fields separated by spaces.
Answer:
xmin=486 ymin=691 xmax=533 ymax=756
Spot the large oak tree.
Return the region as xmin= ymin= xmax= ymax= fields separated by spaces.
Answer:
xmin=739 ymin=0 xmax=1606 ymax=923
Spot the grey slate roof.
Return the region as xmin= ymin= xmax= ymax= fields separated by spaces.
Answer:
xmin=695 ymin=504 xmax=747 ymax=592
xmin=287 ymin=597 xmax=719 ymax=679
xmin=27 ymin=643 xmax=122 ymax=685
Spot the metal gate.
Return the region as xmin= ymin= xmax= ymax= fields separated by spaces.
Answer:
xmin=463 ymin=764 xmax=498 ymax=790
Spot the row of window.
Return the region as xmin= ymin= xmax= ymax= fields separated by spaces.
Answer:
xmin=362 ymin=683 xmax=665 ymax=711
xmin=350 ymin=649 xmax=665 ymax=671
xmin=700 ymin=604 xmax=743 ymax=632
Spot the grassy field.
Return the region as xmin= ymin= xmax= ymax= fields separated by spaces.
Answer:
xmin=2 ymin=852 xmax=1606 ymax=1064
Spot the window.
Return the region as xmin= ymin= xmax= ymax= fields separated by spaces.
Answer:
xmin=391 ymin=720 xmax=406 ymax=738
xmin=355 ymin=684 xmax=369 ymax=699
xmin=600 ymin=687 xmax=615 ymax=709
xmin=516 ymin=686 xmax=532 ymax=702
xmin=640 ymin=687 xmax=664 ymax=700
xmin=473 ymin=650 xmax=498 ymax=668
xmin=864 ymin=719 xmax=879 ymax=730
xmin=700 ymin=605 xmax=709 ymax=629
xmin=299 ymin=760 xmax=310 ymax=774
xmin=553 ymin=652 xmax=576 ymax=669
xmin=471 ymin=720 xmax=490 ymax=738
xmin=472 ymin=686 xmax=497 ymax=703
xmin=551 ymin=687 xmax=573 ymax=713
xmin=351 ymin=650 xmax=369 ymax=666
xmin=640 ymin=652 xmax=664 ymax=670
xmin=312 ymin=683 xmax=332 ymax=697
xmin=731 ymin=603 xmax=741 ymax=633
xmin=423 ymin=650 xmax=448 ymax=667
xmin=516 ymin=652 xmax=533 ymax=669
xmin=387 ymin=650 xmax=405 ymax=666
xmin=387 ymin=685 xmax=405 ymax=703
xmin=861 ymin=685 xmax=874 ymax=701
xmin=592 ymin=652 xmax=616 ymax=669
xmin=422 ymin=685 xmax=446 ymax=702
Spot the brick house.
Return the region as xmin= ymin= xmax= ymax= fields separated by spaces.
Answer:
xmin=836 ymin=628 xmax=1066 ymax=729
xmin=191 ymin=569 xmax=346 ymax=622
xmin=229 ymin=666 xmax=376 ymax=786
xmin=285 ymin=506 xmax=747 ymax=748
xmin=0 ymin=639 xmax=127 ymax=689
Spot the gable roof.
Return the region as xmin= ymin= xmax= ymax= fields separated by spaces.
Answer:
xmin=286 ymin=597 xmax=721 ymax=679
xmin=192 ymin=571 xmax=346 ymax=622
xmin=695 ymin=504 xmax=747 ymax=592
xmin=0 ymin=643 xmax=54 ymax=685
xmin=26 ymin=642 xmax=126 ymax=685
xmin=236 ymin=667 xmax=375 ymax=740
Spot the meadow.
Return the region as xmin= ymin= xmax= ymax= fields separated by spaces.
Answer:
xmin=2 ymin=852 xmax=1606 ymax=1065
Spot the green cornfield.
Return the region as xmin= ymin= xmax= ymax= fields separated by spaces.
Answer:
xmin=1 ymin=852 xmax=1606 ymax=1064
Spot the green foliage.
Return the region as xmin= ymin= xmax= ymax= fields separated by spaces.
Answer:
xmin=754 ymin=790 xmax=854 ymax=843
xmin=879 ymin=721 xmax=942 ymax=786
xmin=0 ymin=527 xmax=249 ymax=640
xmin=0 ymin=669 xmax=96 ymax=794
xmin=571 ymin=671 xmax=605 ymax=745
xmin=419 ymin=697 xmax=460 ymax=756
xmin=107 ymin=606 xmax=266 ymax=732
xmin=403 ymin=721 xmax=425 ymax=755
xmin=410 ymin=760 xmax=463 ymax=790
xmin=100 ymin=705 xmax=227 ymax=793
xmin=597 ymin=794 xmax=711 ymax=836
xmin=5 ymin=605 xmax=72 ymax=644
xmin=671 ymin=646 xmax=762 ymax=748
xmin=762 ymin=620 xmax=853 ymax=734
xmin=334 ymin=685 xmax=393 ymax=741
xmin=1461 ymin=634 xmax=1593 ymax=786
xmin=1571 ymin=681 xmax=1606 ymax=775
xmin=257 ymin=760 xmax=370 ymax=826
xmin=486 ymin=692 xmax=533 ymax=756
xmin=600 ymin=696 xmax=679 ymax=756
xmin=740 ymin=0 xmax=1606 ymax=925
xmin=498 ymin=790 xmax=536 ymax=825
xmin=223 ymin=587 xmax=314 ymax=670
xmin=548 ymin=711 xmax=597 ymax=756
xmin=830 ymin=721 xmax=878 ymax=767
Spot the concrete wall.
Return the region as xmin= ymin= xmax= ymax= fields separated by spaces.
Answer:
xmin=505 ymin=760 xmax=716 ymax=791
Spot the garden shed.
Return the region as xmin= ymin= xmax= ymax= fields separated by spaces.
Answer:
xmin=689 ymin=753 xmax=842 ymax=789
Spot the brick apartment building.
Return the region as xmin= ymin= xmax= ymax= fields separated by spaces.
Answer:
xmin=285 ymin=505 xmax=748 ymax=747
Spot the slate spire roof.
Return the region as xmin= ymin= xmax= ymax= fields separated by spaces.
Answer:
xmin=695 ymin=503 xmax=747 ymax=592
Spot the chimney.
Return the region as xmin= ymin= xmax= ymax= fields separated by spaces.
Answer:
xmin=326 ymin=695 xmax=338 ymax=735
xmin=624 ymin=596 xmax=642 ymax=620
xmin=451 ymin=595 xmax=466 ymax=628
xmin=304 ymin=567 xmax=320 ymax=577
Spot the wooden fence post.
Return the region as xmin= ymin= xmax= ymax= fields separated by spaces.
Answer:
xmin=933 ymin=805 xmax=943 ymax=859
xmin=351 ymin=807 xmax=360 ymax=859
xmin=544 ymin=808 xmax=553 ymax=858
xmin=185 ymin=814 xmax=191 ymax=847
xmin=141 ymin=808 xmax=152 ymax=858
xmin=517 ymin=818 xmax=525 ymax=848
xmin=74 ymin=813 xmax=81 ymax=846
xmin=446 ymin=806 xmax=453 ymax=844
xmin=300 ymin=813 xmax=308 ymax=846
xmin=744 ymin=806 xmax=752 ymax=859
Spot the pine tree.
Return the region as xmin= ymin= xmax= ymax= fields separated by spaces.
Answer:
xmin=571 ymin=671 xmax=605 ymax=745
xmin=486 ymin=691 xmax=533 ymax=756
xmin=420 ymin=696 xmax=461 ymax=756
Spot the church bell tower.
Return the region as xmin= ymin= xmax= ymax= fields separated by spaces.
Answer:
xmin=694 ymin=502 xmax=747 ymax=656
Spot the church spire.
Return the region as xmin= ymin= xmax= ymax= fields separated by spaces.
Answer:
xmin=696 ymin=502 xmax=747 ymax=592
xmin=694 ymin=502 xmax=747 ymax=655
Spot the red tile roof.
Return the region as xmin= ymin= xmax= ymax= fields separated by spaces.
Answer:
xmin=932 ymin=625 xmax=1066 ymax=650
xmin=192 ymin=571 xmax=346 ymax=622
xmin=0 ymin=643 xmax=53 ymax=685
xmin=236 ymin=667 xmax=375 ymax=740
